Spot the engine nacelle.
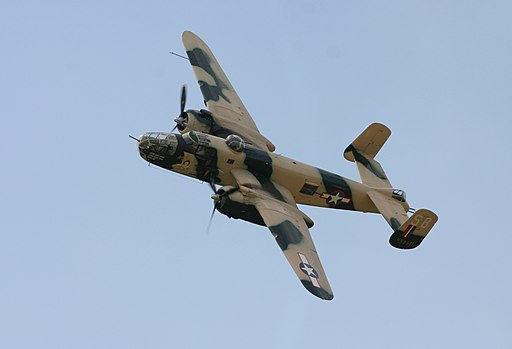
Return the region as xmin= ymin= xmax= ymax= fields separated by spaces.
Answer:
xmin=213 ymin=186 xmax=314 ymax=228
xmin=178 ymin=109 xmax=214 ymax=134
xmin=214 ymin=186 xmax=265 ymax=226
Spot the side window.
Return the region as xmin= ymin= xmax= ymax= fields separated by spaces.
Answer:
xmin=300 ymin=182 xmax=319 ymax=195
xmin=392 ymin=189 xmax=406 ymax=202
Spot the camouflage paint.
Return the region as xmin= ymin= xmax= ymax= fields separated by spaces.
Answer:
xmin=137 ymin=31 xmax=438 ymax=301
xmin=243 ymin=146 xmax=273 ymax=181
xmin=301 ymin=280 xmax=333 ymax=300
xmin=187 ymin=109 xmax=213 ymax=130
xmin=186 ymin=47 xmax=231 ymax=104
xmin=241 ymin=145 xmax=289 ymax=203
xmin=260 ymin=181 xmax=286 ymax=203
xmin=183 ymin=109 xmax=239 ymax=141
xmin=390 ymin=217 xmax=402 ymax=231
xmin=215 ymin=197 xmax=265 ymax=226
xmin=194 ymin=145 xmax=220 ymax=184
xmin=318 ymin=168 xmax=356 ymax=211
xmin=346 ymin=145 xmax=387 ymax=180
xmin=269 ymin=221 xmax=304 ymax=251
xmin=389 ymin=230 xmax=424 ymax=249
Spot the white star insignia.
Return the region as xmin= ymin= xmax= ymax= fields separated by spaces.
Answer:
xmin=328 ymin=192 xmax=343 ymax=205
xmin=301 ymin=264 xmax=314 ymax=276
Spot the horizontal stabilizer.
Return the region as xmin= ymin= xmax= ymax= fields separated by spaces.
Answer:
xmin=344 ymin=123 xmax=391 ymax=162
xmin=389 ymin=209 xmax=439 ymax=249
xmin=344 ymin=123 xmax=393 ymax=188
xmin=367 ymin=191 xmax=409 ymax=227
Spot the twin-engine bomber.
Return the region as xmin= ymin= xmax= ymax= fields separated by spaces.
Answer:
xmin=135 ymin=31 xmax=438 ymax=300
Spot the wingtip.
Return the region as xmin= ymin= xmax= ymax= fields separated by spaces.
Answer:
xmin=182 ymin=30 xmax=194 ymax=40
xmin=182 ymin=30 xmax=210 ymax=50
xmin=301 ymin=280 xmax=334 ymax=301
xmin=369 ymin=122 xmax=392 ymax=135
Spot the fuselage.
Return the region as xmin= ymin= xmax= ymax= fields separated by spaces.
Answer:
xmin=137 ymin=131 xmax=408 ymax=215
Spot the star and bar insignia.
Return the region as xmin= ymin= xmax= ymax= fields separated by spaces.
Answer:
xmin=320 ymin=190 xmax=352 ymax=207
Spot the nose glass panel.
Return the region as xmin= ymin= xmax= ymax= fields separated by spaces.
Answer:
xmin=138 ymin=132 xmax=179 ymax=158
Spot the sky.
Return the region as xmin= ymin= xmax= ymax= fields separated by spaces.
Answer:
xmin=1 ymin=0 xmax=512 ymax=348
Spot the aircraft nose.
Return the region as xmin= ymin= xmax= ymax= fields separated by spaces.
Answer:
xmin=136 ymin=132 xmax=182 ymax=166
xmin=137 ymin=134 xmax=151 ymax=157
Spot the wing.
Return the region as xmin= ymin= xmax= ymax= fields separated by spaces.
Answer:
xmin=231 ymin=169 xmax=333 ymax=300
xmin=182 ymin=31 xmax=275 ymax=152
xmin=254 ymin=197 xmax=334 ymax=300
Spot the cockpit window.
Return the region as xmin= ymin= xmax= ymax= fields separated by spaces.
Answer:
xmin=226 ymin=134 xmax=245 ymax=152
xmin=392 ymin=189 xmax=406 ymax=202
xmin=183 ymin=131 xmax=199 ymax=145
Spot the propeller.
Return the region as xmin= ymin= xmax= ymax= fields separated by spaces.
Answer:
xmin=208 ymin=175 xmax=217 ymax=194
xmin=206 ymin=175 xmax=219 ymax=232
xmin=206 ymin=204 xmax=216 ymax=233
xmin=172 ymin=84 xmax=189 ymax=132
xmin=206 ymin=185 xmax=239 ymax=232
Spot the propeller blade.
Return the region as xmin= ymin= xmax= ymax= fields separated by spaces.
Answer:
xmin=206 ymin=204 xmax=216 ymax=233
xmin=180 ymin=84 xmax=187 ymax=114
xmin=207 ymin=186 xmax=240 ymax=233
xmin=173 ymin=84 xmax=188 ymax=132
xmin=208 ymin=175 xmax=217 ymax=193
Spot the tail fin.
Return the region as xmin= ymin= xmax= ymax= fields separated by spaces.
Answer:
xmin=344 ymin=123 xmax=392 ymax=188
xmin=389 ymin=209 xmax=439 ymax=249
xmin=368 ymin=191 xmax=439 ymax=249
xmin=353 ymin=125 xmax=439 ymax=248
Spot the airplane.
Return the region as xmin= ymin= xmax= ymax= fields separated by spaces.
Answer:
xmin=134 ymin=31 xmax=438 ymax=300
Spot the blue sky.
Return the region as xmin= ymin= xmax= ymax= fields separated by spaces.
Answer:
xmin=2 ymin=1 xmax=512 ymax=348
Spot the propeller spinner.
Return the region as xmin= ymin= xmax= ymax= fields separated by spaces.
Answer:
xmin=207 ymin=186 xmax=239 ymax=232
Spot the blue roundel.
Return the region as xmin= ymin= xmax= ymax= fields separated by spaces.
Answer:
xmin=299 ymin=262 xmax=319 ymax=279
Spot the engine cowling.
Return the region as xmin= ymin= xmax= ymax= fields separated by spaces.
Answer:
xmin=177 ymin=109 xmax=214 ymax=134
xmin=213 ymin=186 xmax=315 ymax=228
xmin=213 ymin=186 xmax=265 ymax=226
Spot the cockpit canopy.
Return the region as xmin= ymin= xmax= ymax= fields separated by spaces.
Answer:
xmin=225 ymin=134 xmax=245 ymax=152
